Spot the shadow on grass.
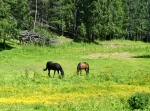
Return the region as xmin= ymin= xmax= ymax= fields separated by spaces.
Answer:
xmin=132 ymin=55 xmax=150 ymax=58
xmin=0 ymin=42 xmax=14 ymax=51
xmin=70 ymin=35 xmax=99 ymax=45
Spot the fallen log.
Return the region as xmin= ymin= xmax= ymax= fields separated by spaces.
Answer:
xmin=19 ymin=30 xmax=58 ymax=46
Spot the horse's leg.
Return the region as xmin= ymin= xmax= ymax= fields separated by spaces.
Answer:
xmin=80 ymin=70 xmax=82 ymax=76
xmin=53 ymin=70 xmax=56 ymax=77
xmin=86 ymin=70 xmax=88 ymax=75
xmin=48 ymin=70 xmax=50 ymax=77
xmin=86 ymin=69 xmax=89 ymax=75
xmin=77 ymin=70 xmax=79 ymax=75
xmin=57 ymin=70 xmax=60 ymax=77
xmin=57 ymin=70 xmax=59 ymax=75
xmin=85 ymin=69 xmax=87 ymax=75
xmin=57 ymin=70 xmax=59 ymax=74
xmin=87 ymin=67 xmax=89 ymax=75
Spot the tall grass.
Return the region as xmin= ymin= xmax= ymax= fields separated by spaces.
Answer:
xmin=0 ymin=39 xmax=150 ymax=110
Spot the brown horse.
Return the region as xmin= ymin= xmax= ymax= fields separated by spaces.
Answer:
xmin=77 ymin=62 xmax=89 ymax=75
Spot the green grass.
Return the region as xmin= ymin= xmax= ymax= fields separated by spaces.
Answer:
xmin=0 ymin=39 xmax=150 ymax=110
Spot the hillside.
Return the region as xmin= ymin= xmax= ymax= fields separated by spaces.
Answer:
xmin=0 ymin=38 xmax=150 ymax=110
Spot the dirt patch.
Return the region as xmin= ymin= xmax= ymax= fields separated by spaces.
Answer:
xmin=100 ymin=43 xmax=135 ymax=49
xmin=59 ymin=37 xmax=73 ymax=44
xmin=82 ymin=52 xmax=134 ymax=59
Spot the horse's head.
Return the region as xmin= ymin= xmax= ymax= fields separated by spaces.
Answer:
xmin=55 ymin=63 xmax=64 ymax=77
xmin=61 ymin=70 xmax=64 ymax=77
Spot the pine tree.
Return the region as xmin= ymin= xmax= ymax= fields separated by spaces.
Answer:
xmin=0 ymin=0 xmax=18 ymax=47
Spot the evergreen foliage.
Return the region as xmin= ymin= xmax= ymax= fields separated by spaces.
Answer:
xmin=0 ymin=0 xmax=150 ymax=42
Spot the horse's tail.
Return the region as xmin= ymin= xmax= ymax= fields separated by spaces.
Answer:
xmin=43 ymin=62 xmax=48 ymax=71
xmin=43 ymin=61 xmax=53 ymax=71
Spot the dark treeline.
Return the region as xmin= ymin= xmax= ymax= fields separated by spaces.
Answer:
xmin=0 ymin=0 xmax=150 ymax=43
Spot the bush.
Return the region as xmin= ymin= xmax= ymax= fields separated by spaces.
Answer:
xmin=127 ymin=92 xmax=150 ymax=110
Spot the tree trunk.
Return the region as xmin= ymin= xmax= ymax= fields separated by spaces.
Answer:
xmin=3 ymin=38 xmax=6 ymax=49
xmin=73 ymin=0 xmax=77 ymax=34
xmin=33 ymin=0 xmax=37 ymax=32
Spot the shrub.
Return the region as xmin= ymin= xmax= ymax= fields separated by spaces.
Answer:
xmin=127 ymin=92 xmax=150 ymax=110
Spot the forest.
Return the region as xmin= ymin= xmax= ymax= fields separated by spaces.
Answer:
xmin=0 ymin=0 xmax=150 ymax=43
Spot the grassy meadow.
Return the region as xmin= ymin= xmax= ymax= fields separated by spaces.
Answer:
xmin=0 ymin=38 xmax=150 ymax=110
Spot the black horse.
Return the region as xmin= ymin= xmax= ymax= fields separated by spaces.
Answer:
xmin=77 ymin=62 xmax=89 ymax=76
xmin=43 ymin=61 xmax=64 ymax=77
